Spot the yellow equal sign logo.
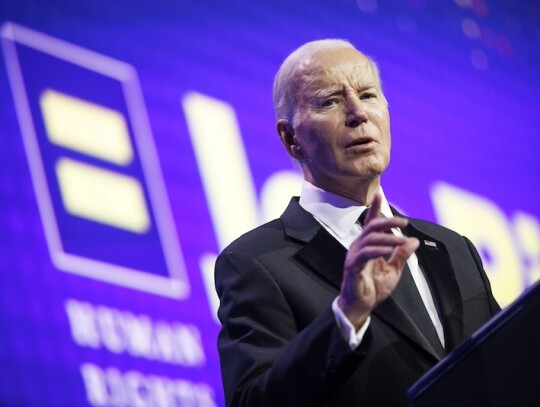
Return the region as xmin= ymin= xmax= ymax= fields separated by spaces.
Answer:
xmin=40 ymin=89 xmax=151 ymax=233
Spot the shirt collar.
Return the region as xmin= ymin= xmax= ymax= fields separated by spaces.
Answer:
xmin=298 ymin=180 xmax=394 ymax=240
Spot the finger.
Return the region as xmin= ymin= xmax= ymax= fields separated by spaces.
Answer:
xmin=387 ymin=237 xmax=420 ymax=269
xmin=363 ymin=192 xmax=382 ymax=226
xmin=350 ymin=232 xmax=408 ymax=252
xmin=361 ymin=216 xmax=409 ymax=235
xmin=345 ymin=246 xmax=395 ymax=268
xmin=362 ymin=232 xmax=408 ymax=246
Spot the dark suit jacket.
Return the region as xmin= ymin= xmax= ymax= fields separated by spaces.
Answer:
xmin=216 ymin=198 xmax=500 ymax=407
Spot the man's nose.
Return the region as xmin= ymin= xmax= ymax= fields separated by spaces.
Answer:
xmin=345 ymin=96 xmax=367 ymax=128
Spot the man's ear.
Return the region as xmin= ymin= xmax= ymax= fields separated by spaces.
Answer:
xmin=277 ymin=119 xmax=304 ymax=160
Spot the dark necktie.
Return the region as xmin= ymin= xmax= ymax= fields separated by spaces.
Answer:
xmin=358 ymin=209 xmax=445 ymax=358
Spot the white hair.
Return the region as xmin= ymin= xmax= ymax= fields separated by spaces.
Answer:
xmin=272 ymin=39 xmax=382 ymax=125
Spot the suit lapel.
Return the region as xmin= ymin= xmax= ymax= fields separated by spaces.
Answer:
xmin=295 ymin=227 xmax=347 ymax=289
xmin=404 ymin=220 xmax=465 ymax=352
xmin=281 ymin=198 xmax=347 ymax=289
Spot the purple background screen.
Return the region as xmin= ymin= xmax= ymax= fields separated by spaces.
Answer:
xmin=1 ymin=1 xmax=539 ymax=406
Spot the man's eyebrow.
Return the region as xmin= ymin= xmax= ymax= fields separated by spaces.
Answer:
xmin=315 ymin=87 xmax=343 ymax=99
xmin=310 ymin=82 xmax=380 ymax=101
xmin=354 ymin=84 xmax=378 ymax=92
xmin=315 ymin=84 xmax=378 ymax=97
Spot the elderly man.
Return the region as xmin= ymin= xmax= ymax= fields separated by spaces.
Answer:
xmin=215 ymin=39 xmax=499 ymax=407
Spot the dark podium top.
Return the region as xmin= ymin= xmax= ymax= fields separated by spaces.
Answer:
xmin=408 ymin=280 xmax=540 ymax=407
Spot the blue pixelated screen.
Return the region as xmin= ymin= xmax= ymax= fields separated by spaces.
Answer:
xmin=0 ymin=1 xmax=539 ymax=406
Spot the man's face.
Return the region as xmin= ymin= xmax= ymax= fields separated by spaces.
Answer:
xmin=291 ymin=48 xmax=391 ymax=199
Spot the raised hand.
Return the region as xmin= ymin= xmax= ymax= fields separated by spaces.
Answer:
xmin=337 ymin=192 xmax=420 ymax=330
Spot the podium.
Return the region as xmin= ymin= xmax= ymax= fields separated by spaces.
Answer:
xmin=408 ymin=281 xmax=540 ymax=407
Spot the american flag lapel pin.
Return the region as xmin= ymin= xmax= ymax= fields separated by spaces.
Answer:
xmin=424 ymin=240 xmax=437 ymax=248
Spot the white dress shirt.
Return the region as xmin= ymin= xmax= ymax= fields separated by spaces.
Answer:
xmin=298 ymin=180 xmax=445 ymax=350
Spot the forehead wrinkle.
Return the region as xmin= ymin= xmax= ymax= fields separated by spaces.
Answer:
xmin=336 ymin=63 xmax=380 ymax=88
xmin=296 ymin=65 xmax=343 ymax=101
xmin=301 ymin=62 xmax=378 ymax=96
xmin=294 ymin=67 xmax=328 ymax=103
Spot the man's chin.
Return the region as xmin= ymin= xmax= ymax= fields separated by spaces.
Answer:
xmin=346 ymin=160 xmax=388 ymax=180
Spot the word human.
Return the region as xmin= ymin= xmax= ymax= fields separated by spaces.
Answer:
xmin=65 ymin=299 xmax=205 ymax=366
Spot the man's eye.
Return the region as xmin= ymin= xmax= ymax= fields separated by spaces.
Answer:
xmin=360 ymin=93 xmax=376 ymax=100
xmin=321 ymin=99 xmax=337 ymax=107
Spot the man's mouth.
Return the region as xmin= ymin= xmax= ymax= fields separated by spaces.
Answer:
xmin=345 ymin=137 xmax=376 ymax=148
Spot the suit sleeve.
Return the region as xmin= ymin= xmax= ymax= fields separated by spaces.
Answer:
xmin=463 ymin=236 xmax=501 ymax=315
xmin=215 ymin=250 xmax=370 ymax=407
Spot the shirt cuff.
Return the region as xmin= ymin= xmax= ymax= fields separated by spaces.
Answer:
xmin=332 ymin=297 xmax=371 ymax=351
